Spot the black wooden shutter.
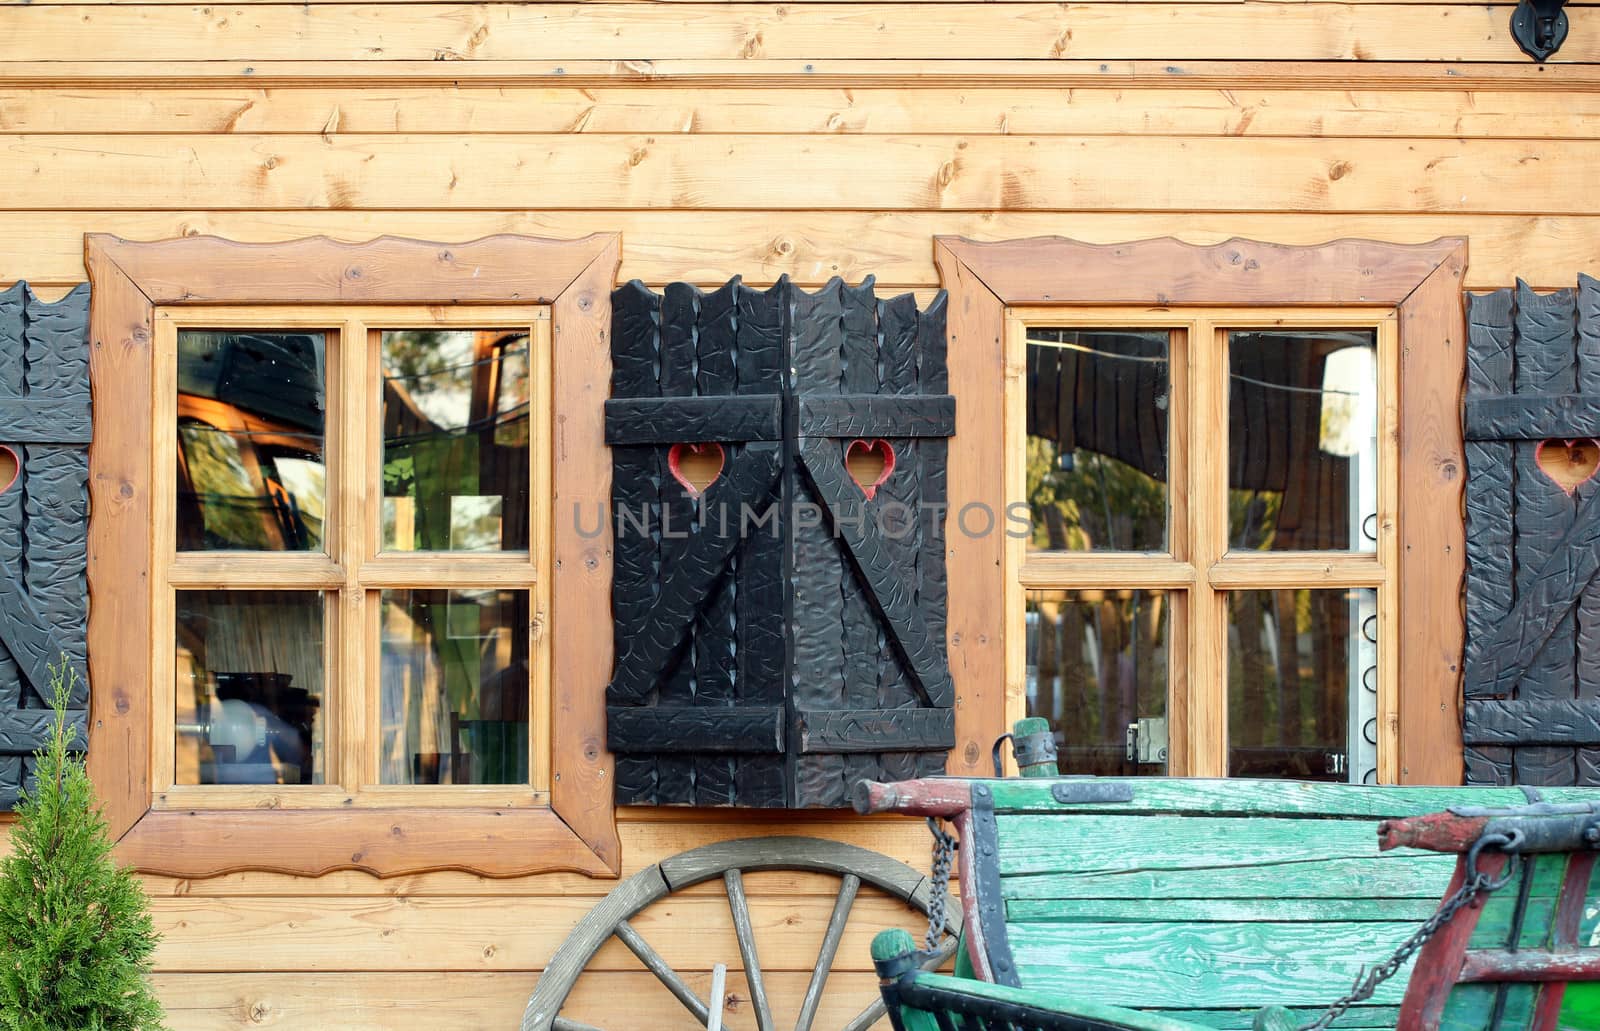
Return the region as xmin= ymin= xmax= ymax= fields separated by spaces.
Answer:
xmin=0 ymin=282 xmax=91 ymax=808
xmin=605 ymin=277 xmax=954 ymax=807
xmin=1463 ymin=276 xmax=1600 ymax=786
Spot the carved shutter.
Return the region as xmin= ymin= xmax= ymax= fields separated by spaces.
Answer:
xmin=605 ymin=277 xmax=954 ymax=807
xmin=1463 ymin=276 xmax=1600 ymax=786
xmin=0 ymin=283 xmax=91 ymax=808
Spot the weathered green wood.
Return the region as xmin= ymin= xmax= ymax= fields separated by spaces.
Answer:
xmin=986 ymin=778 xmax=1600 ymax=817
xmin=1559 ymin=983 xmax=1600 ymax=1028
xmin=1142 ymin=1007 xmax=1396 ymax=1030
xmin=1249 ymin=1006 xmax=1296 ymax=1031
xmin=995 ymin=814 xmax=1420 ymax=876
xmin=903 ymin=972 xmax=1217 ymax=1031
xmin=1002 ymin=855 xmax=1459 ymax=900
xmin=1008 ymin=920 xmax=1425 ymax=1008
xmin=1006 ymin=897 xmax=1442 ymax=924
xmin=1438 ymin=984 xmax=1537 ymax=1031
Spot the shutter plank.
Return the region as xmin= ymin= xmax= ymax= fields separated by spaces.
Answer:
xmin=652 ymin=280 xmax=705 ymax=806
xmin=1511 ymin=280 xmax=1580 ymax=785
xmin=692 ymin=281 xmax=740 ymax=805
xmin=0 ymin=284 xmax=24 ymax=715
xmin=733 ymin=279 xmax=788 ymax=808
xmin=914 ymin=295 xmax=951 ymax=777
xmin=838 ymin=278 xmax=881 ymax=795
xmin=1575 ymin=274 xmax=1600 ymax=784
xmin=608 ymin=280 xmax=661 ymax=805
xmin=874 ymin=293 xmax=922 ymax=781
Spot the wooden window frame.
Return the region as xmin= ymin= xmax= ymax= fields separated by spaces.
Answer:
xmin=935 ymin=235 xmax=1468 ymax=785
xmin=84 ymin=233 xmax=622 ymax=878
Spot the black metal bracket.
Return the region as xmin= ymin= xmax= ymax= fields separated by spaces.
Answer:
xmin=1511 ymin=0 xmax=1569 ymax=61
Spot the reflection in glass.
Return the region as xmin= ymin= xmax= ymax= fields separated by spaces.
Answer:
xmin=174 ymin=590 xmax=325 ymax=785
xmin=176 ymin=331 xmax=326 ymax=551
xmin=382 ymin=330 xmax=530 ymax=552
xmin=1026 ymin=589 xmax=1168 ymax=775
xmin=1025 ymin=330 xmax=1169 ymax=553
xmin=1227 ymin=588 xmax=1377 ymax=782
xmin=380 ymin=589 xmax=530 ymax=785
xmin=1229 ymin=331 xmax=1377 ymax=552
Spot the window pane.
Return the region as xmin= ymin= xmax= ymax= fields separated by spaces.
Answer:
xmin=174 ymin=590 xmax=326 ymax=785
xmin=382 ymin=330 xmax=530 ymax=552
xmin=379 ymin=589 xmax=530 ymax=785
xmin=1026 ymin=588 xmax=1169 ymax=775
xmin=176 ymin=330 xmax=327 ymax=551
xmin=1227 ymin=588 xmax=1378 ymax=782
xmin=1025 ymin=330 xmax=1170 ymax=553
xmin=1228 ymin=330 xmax=1377 ymax=552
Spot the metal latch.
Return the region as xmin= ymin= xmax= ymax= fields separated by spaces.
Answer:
xmin=1125 ymin=717 xmax=1168 ymax=765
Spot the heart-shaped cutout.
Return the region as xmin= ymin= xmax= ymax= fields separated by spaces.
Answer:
xmin=0 ymin=446 xmax=17 ymax=497
xmin=668 ymin=442 xmax=724 ymax=497
xmin=1536 ymin=438 xmax=1600 ymax=496
xmin=845 ymin=439 xmax=896 ymax=501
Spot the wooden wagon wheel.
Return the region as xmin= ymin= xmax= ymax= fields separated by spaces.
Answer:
xmin=521 ymin=835 xmax=961 ymax=1031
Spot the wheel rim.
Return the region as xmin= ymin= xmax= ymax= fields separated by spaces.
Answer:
xmin=522 ymin=836 xmax=962 ymax=1031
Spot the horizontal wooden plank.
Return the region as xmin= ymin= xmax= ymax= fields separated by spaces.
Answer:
xmin=1009 ymin=920 xmax=1424 ymax=1007
xmin=147 ymin=887 xmax=929 ymax=972
xmin=605 ymin=395 xmax=783 ymax=444
xmin=795 ymin=708 xmax=956 ymax=754
xmin=1001 ymin=854 xmax=1458 ymax=900
xmin=607 ymin=706 xmax=787 ymax=754
xmin=795 ymin=395 xmax=956 ymax=439
xmin=0 ymin=398 xmax=91 ymax=443
xmin=4 ymin=134 xmax=1599 ymax=213
xmin=1005 ymin=896 xmax=1443 ymax=923
xmin=986 ymin=776 xmax=1600 ymax=818
xmin=1464 ymin=392 xmax=1600 ymax=440
xmin=0 ymin=211 xmax=1592 ymax=290
xmin=13 ymin=86 xmax=1600 ymax=140
xmin=0 ymin=5 xmax=1592 ymax=64
xmin=6 ymin=59 xmax=1600 ymax=90
xmin=1463 ymin=699 xmax=1600 ymax=745
xmin=0 ymin=706 xmax=86 ymax=755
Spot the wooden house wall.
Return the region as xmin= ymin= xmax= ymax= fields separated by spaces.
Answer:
xmin=2 ymin=0 xmax=1600 ymax=1025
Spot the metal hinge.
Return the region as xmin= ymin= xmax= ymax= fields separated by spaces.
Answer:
xmin=1125 ymin=717 xmax=1168 ymax=765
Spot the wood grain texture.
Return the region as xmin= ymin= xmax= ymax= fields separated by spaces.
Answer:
xmin=606 ymin=706 xmax=785 ymax=754
xmin=1463 ymin=700 xmax=1600 ymax=746
xmin=0 ymin=5 xmax=1594 ymax=63
xmin=10 ymin=136 xmax=1600 ymax=215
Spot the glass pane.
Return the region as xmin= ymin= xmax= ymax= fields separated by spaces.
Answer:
xmin=174 ymin=590 xmax=326 ymax=785
xmin=379 ymin=589 xmax=530 ymax=785
xmin=381 ymin=330 xmax=530 ymax=552
xmin=1227 ymin=588 xmax=1378 ymax=782
xmin=1024 ymin=330 xmax=1170 ymax=552
xmin=176 ymin=330 xmax=327 ymax=551
xmin=1228 ymin=330 xmax=1377 ymax=552
xmin=1026 ymin=588 xmax=1169 ymax=775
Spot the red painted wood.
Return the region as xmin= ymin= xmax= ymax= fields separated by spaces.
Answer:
xmin=1397 ymin=853 xmax=1505 ymax=1031
xmin=952 ymin=809 xmax=996 ymax=983
xmin=851 ymin=777 xmax=972 ymax=818
xmin=1459 ymin=947 xmax=1600 ymax=982
xmin=1378 ymin=812 xmax=1492 ymax=853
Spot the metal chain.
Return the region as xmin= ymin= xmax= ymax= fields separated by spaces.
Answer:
xmin=924 ymin=817 xmax=959 ymax=952
xmin=1297 ymin=832 xmax=1522 ymax=1031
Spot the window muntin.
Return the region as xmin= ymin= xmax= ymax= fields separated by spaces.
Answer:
xmin=1010 ymin=309 xmax=1396 ymax=783
xmin=154 ymin=306 xmax=550 ymax=809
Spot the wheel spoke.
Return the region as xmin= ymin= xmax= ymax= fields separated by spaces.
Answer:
xmin=793 ymin=873 xmax=860 ymax=1031
xmin=840 ymin=996 xmax=887 ymax=1031
xmin=551 ymin=1018 xmax=606 ymax=1031
xmin=724 ymin=868 xmax=776 ymax=1031
xmin=614 ymin=919 xmax=713 ymax=1027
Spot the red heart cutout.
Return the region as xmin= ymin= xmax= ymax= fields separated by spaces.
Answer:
xmin=1535 ymin=438 xmax=1600 ymax=497
xmin=845 ymin=439 xmax=896 ymax=500
xmin=0 ymin=445 xmax=17 ymax=497
xmin=668 ymin=442 xmax=724 ymax=497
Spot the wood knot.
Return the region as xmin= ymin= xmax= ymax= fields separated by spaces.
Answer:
xmin=345 ymin=265 xmax=364 ymax=280
xmin=1328 ymin=160 xmax=1353 ymax=181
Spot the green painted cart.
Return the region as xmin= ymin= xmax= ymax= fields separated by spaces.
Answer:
xmin=857 ymin=776 xmax=1600 ymax=1031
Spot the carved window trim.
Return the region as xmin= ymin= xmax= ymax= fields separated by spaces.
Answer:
xmin=934 ymin=235 xmax=1469 ymax=785
xmin=85 ymin=233 xmax=621 ymax=878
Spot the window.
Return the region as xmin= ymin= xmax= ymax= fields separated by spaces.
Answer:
xmin=1009 ymin=311 xmax=1395 ymax=782
xmin=85 ymin=234 xmax=621 ymax=877
xmin=156 ymin=309 xmax=550 ymax=805
xmin=934 ymin=235 xmax=1468 ymax=784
